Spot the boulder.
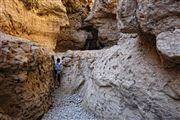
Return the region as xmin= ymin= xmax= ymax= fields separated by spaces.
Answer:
xmin=0 ymin=32 xmax=54 ymax=120
xmin=117 ymin=0 xmax=180 ymax=66
xmin=157 ymin=29 xmax=180 ymax=64
xmin=0 ymin=0 xmax=69 ymax=51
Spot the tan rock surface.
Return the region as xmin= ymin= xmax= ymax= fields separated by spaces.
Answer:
xmin=0 ymin=32 xmax=54 ymax=120
xmin=0 ymin=0 xmax=69 ymax=51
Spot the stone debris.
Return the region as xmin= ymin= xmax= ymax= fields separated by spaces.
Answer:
xmin=42 ymin=87 xmax=100 ymax=120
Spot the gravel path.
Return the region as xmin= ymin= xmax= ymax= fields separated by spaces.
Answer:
xmin=42 ymin=87 xmax=100 ymax=120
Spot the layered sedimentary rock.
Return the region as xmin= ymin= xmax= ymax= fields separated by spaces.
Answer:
xmin=117 ymin=0 xmax=180 ymax=65
xmin=59 ymin=34 xmax=180 ymax=120
xmin=0 ymin=0 xmax=69 ymax=50
xmin=85 ymin=0 xmax=119 ymax=46
xmin=55 ymin=0 xmax=94 ymax=51
xmin=0 ymin=32 xmax=54 ymax=120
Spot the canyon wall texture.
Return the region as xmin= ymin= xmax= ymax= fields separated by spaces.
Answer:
xmin=57 ymin=0 xmax=180 ymax=119
xmin=56 ymin=0 xmax=94 ymax=51
xmin=0 ymin=0 xmax=69 ymax=51
xmin=0 ymin=0 xmax=179 ymax=120
xmin=0 ymin=32 xmax=54 ymax=120
xmin=117 ymin=0 xmax=180 ymax=66
xmin=85 ymin=0 xmax=119 ymax=46
xmin=59 ymin=35 xmax=180 ymax=120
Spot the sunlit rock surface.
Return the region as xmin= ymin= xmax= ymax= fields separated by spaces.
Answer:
xmin=0 ymin=0 xmax=69 ymax=50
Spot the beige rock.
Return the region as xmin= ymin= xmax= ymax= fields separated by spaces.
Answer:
xmin=0 ymin=32 xmax=54 ymax=120
xmin=157 ymin=29 xmax=180 ymax=64
xmin=136 ymin=0 xmax=180 ymax=35
xmin=85 ymin=0 xmax=119 ymax=47
xmin=117 ymin=0 xmax=180 ymax=35
xmin=117 ymin=0 xmax=180 ymax=66
xmin=58 ymin=34 xmax=180 ymax=120
xmin=0 ymin=0 xmax=69 ymax=51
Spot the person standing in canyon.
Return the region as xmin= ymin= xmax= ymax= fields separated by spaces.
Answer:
xmin=55 ymin=58 xmax=63 ymax=86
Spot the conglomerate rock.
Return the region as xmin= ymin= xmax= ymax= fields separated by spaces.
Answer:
xmin=0 ymin=32 xmax=54 ymax=120
xmin=59 ymin=34 xmax=180 ymax=120
xmin=0 ymin=0 xmax=69 ymax=51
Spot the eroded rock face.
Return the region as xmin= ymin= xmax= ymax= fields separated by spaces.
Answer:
xmin=85 ymin=36 xmax=180 ymax=120
xmin=59 ymin=35 xmax=180 ymax=120
xmin=85 ymin=0 xmax=119 ymax=46
xmin=54 ymin=50 xmax=99 ymax=94
xmin=56 ymin=15 xmax=88 ymax=51
xmin=55 ymin=0 xmax=94 ymax=51
xmin=117 ymin=0 xmax=180 ymax=66
xmin=117 ymin=0 xmax=180 ymax=35
xmin=0 ymin=0 xmax=69 ymax=50
xmin=0 ymin=32 xmax=54 ymax=120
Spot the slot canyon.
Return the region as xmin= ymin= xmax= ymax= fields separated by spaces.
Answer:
xmin=0 ymin=0 xmax=180 ymax=120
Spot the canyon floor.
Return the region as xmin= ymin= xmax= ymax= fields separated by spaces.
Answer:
xmin=42 ymin=86 xmax=100 ymax=120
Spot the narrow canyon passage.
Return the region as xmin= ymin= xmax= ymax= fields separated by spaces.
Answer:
xmin=42 ymin=87 xmax=100 ymax=120
xmin=42 ymin=51 xmax=100 ymax=120
xmin=0 ymin=0 xmax=180 ymax=120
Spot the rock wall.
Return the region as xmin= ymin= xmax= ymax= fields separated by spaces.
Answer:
xmin=0 ymin=0 xmax=69 ymax=51
xmin=57 ymin=0 xmax=180 ymax=119
xmin=85 ymin=0 xmax=119 ymax=46
xmin=117 ymin=0 xmax=180 ymax=66
xmin=55 ymin=0 xmax=120 ymax=51
xmin=59 ymin=34 xmax=180 ymax=120
xmin=56 ymin=0 xmax=94 ymax=51
xmin=0 ymin=32 xmax=54 ymax=120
